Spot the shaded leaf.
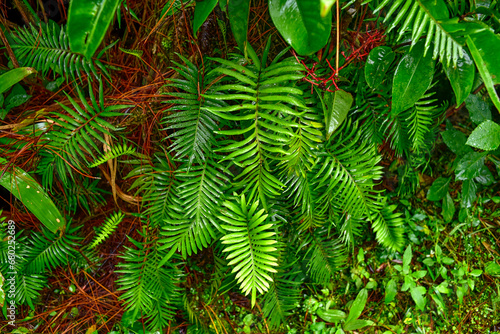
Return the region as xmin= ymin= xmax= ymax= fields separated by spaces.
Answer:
xmin=365 ymin=46 xmax=395 ymax=90
xmin=427 ymin=177 xmax=451 ymax=201
xmin=228 ymin=0 xmax=250 ymax=51
xmin=465 ymin=94 xmax=492 ymax=125
xmin=320 ymin=89 xmax=353 ymax=140
xmin=444 ymin=51 xmax=474 ymax=106
xmin=442 ymin=192 xmax=455 ymax=223
xmin=193 ymin=0 xmax=218 ymax=35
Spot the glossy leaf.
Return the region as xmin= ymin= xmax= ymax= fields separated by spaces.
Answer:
xmin=365 ymin=46 xmax=395 ymax=90
xmin=442 ymin=192 xmax=455 ymax=222
xmin=461 ymin=179 xmax=477 ymax=208
xmin=427 ymin=177 xmax=451 ymax=201
xmin=466 ymin=29 xmax=500 ymax=111
xmin=320 ymin=89 xmax=353 ymax=140
xmin=228 ymin=0 xmax=250 ymax=51
xmin=0 ymin=67 xmax=37 ymax=94
xmin=67 ymin=0 xmax=122 ymax=59
xmin=441 ymin=127 xmax=472 ymax=156
xmin=456 ymin=151 xmax=488 ymax=180
xmin=345 ymin=288 xmax=368 ymax=324
xmin=392 ymin=42 xmax=434 ymax=115
xmin=193 ymin=0 xmax=218 ymax=35
xmin=444 ymin=51 xmax=474 ymax=106
xmin=0 ymin=158 xmax=66 ymax=233
xmin=269 ymin=0 xmax=332 ymax=55
xmin=317 ymin=309 xmax=346 ymax=322
xmin=465 ymin=95 xmax=492 ymax=125
xmin=466 ymin=120 xmax=500 ymax=151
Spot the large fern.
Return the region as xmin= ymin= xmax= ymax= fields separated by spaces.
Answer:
xmin=117 ymin=229 xmax=181 ymax=332
xmin=218 ymin=193 xmax=279 ymax=307
xmin=8 ymin=21 xmax=111 ymax=81
xmin=160 ymin=159 xmax=229 ymax=259
xmin=203 ymin=43 xmax=306 ymax=208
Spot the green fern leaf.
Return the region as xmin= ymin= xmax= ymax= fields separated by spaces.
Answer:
xmin=219 ymin=194 xmax=279 ymax=307
xmin=9 ymin=21 xmax=110 ymax=80
xmin=160 ymin=159 xmax=229 ymax=259
xmin=370 ymin=203 xmax=405 ymax=251
xmin=88 ymin=143 xmax=136 ymax=168
xmin=89 ymin=211 xmax=125 ymax=249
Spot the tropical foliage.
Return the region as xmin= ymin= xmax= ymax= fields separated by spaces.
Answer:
xmin=0 ymin=0 xmax=499 ymax=332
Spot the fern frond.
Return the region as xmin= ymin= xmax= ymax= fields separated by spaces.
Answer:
xmin=117 ymin=229 xmax=181 ymax=332
xmin=9 ymin=21 xmax=110 ymax=80
xmin=23 ymin=224 xmax=81 ymax=274
xmin=162 ymin=54 xmax=223 ymax=168
xmin=204 ymin=48 xmax=306 ymax=208
xmin=370 ymin=202 xmax=405 ymax=251
xmin=304 ymin=227 xmax=347 ymax=285
xmin=160 ymin=159 xmax=229 ymax=259
xmin=15 ymin=274 xmax=47 ymax=310
xmin=375 ymin=0 xmax=464 ymax=66
xmin=55 ymin=178 xmax=106 ymax=214
xmin=89 ymin=211 xmax=125 ymax=249
xmin=88 ymin=143 xmax=136 ymax=168
xmin=315 ymin=120 xmax=384 ymax=231
xmin=219 ymin=194 xmax=279 ymax=307
xmin=261 ymin=261 xmax=302 ymax=328
xmin=42 ymin=81 xmax=131 ymax=183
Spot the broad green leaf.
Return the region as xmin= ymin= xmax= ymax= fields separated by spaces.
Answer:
xmin=317 ymin=309 xmax=346 ymax=322
xmin=470 ymin=269 xmax=482 ymax=277
xmin=193 ymin=0 xmax=218 ymax=35
xmin=228 ymin=0 xmax=250 ymax=51
xmin=392 ymin=42 xmax=435 ymax=114
xmin=0 ymin=67 xmax=37 ymax=94
xmin=465 ymin=120 xmax=500 ymax=151
xmin=345 ymin=288 xmax=368 ymax=324
xmin=320 ymin=89 xmax=353 ymax=140
xmin=343 ymin=319 xmax=374 ymax=331
xmin=269 ymin=0 xmax=332 ymax=55
xmin=0 ymin=159 xmax=66 ymax=233
xmin=427 ymin=177 xmax=451 ymax=201
xmin=456 ymin=151 xmax=488 ymax=180
xmin=466 ymin=29 xmax=500 ymax=112
xmin=402 ymin=245 xmax=412 ymax=275
xmin=461 ymin=179 xmax=477 ymax=208
xmin=441 ymin=127 xmax=472 ymax=156
xmin=442 ymin=192 xmax=455 ymax=222
xmin=444 ymin=51 xmax=474 ymax=106
xmin=384 ymin=279 xmax=397 ymax=304
xmin=465 ymin=94 xmax=492 ymax=125
xmin=410 ymin=286 xmax=427 ymax=311
xmin=67 ymin=0 xmax=122 ymax=59
xmin=365 ymin=46 xmax=395 ymax=90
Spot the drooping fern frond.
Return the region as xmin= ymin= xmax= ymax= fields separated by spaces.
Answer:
xmin=405 ymin=88 xmax=446 ymax=154
xmin=370 ymin=202 xmax=405 ymax=251
xmin=41 ymin=81 xmax=131 ymax=184
xmin=160 ymin=159 xmax=229 ymax=259
xmin=162 ymin=54 xmax=224 ymax=168
xmin=8 ymin=21 xmax=110 ymax=80
xmin=219 ymin=194 xmax=279 ymax=307
xmin=89 ymin=211 xmax=125 ymax=249
xmin=374 ymin=0 xmax=464 ymax=66
xmin=304 ymin=227 xmax=347 ymax=285
xmin=314 ymin=120 xmax=384 ymax=234
xmin=88 ymin=143 xmax=136 ymax=168
xmin=117 ymin=229 xmax=181 ymax=332
xmin=203 ymin=44 xmax=306 ymax=208
xmin=15 ymin=274 xmax=47 ymax=310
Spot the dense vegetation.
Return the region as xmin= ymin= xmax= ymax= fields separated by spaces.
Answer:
xmin=0 ymin=0 xmax=499 ymax=333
